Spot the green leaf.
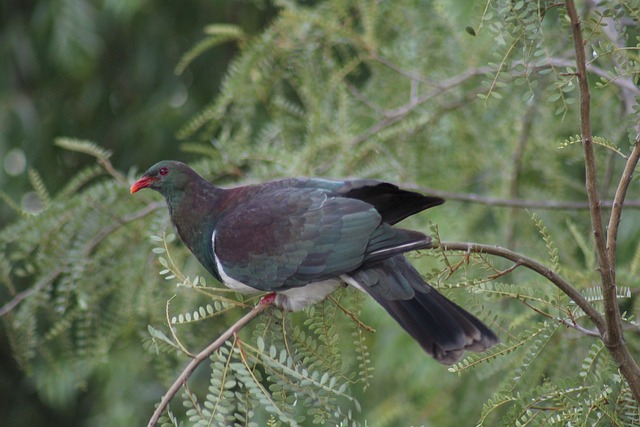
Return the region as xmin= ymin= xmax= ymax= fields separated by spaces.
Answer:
xmin=54 ymin=137 xmax=112 ymax=160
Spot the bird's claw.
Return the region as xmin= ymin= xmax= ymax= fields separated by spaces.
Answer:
xmin=260 ymin=292 xmax=277 ymax=306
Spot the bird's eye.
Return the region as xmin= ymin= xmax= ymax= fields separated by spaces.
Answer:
xmin=159 ymin=167 xmax=169 ymax=176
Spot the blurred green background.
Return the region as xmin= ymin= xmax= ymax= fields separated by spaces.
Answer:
xmin=1 ymin=0 xmax=275 ymax=218
xmin=1 ymin=1 xmax=276 ymax=424
xmin=1 ymin=0 xmax=639 ymax=426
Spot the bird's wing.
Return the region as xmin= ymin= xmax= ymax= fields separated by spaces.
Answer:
xmin=336 ymin=180 xmax=444 ymax=224
xmin=213 ymin=187 xmax=428 ymax=291
xmin=271 ymin=178 xmax=444 ymax=225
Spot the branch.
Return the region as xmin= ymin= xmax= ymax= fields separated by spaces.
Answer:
xmin=439 ymin=241 xmax=605 ymax=332
xmin=348 ymin=66 xmax=492 ymax=146
xmin=566 ymin=0 xmax=617 ymax=347
xmin=147 ymin=297 xmax=274 ymax=427
xmin=98 ymin=157 xmax=128 ymax=186
xmin=532 ymin=57 xmax=640 ymax=98
xmin=373 ymin=53 xmax=640 ymax=98
xmin=606 ymin=140 xmax=640 ymax=271
xmin=83 ymin=202 xmax=164 ymax=257
xmin=328 ymin=294 xmax=375 ymax=333
xmin=403 ymin=184 xmax=640 ymax=210
xmin=519 ymin=298 xmax=600 ymax=337
xmin=559 ymin=318 xmax=601 ymax=338
xmin=566 ymin=0 xmax=640 ymax=404
xmin=0 ymin=268 xmax=62 ymax=317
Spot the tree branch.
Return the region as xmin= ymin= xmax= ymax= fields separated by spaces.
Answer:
xmin=147 ymin=298 xmax=274 ymax=427
xmin=438 ymin=241 xmax=605 ymax=332
xmin=403 ymin=184 xmax=640 ymax=210
xmin=373 ymin=52 xmax=640 ymax=98
xmin=606 ymin=140 xmax=640 ymax=272
xmin=348 ymin=66 xmax=492 ymax=146
xmin=518 ymin=298 xmax=601 ymax=337
xmin=533 ymin=57 xmax=640 ymax=98
xmin=0 ymin=268 xmax=62 ymax=317
xmin=566 ymin=0 xmax=613 ymax=289
xmin=567 ymin=0 xmax=617 ymax=346
xmin=559 ymin=318 xmax=601 ymax=338
xmin=566 ymin=0 xmax=640 ymax=404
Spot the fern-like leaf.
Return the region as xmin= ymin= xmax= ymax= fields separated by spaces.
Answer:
xmin=175 ymin=26 xmax=245 ymax=76
xmin=531 ymin=212 xmax=560 ymax=273
xmin=0 ymin=191 xmax=28 ymax=217
xmin=28 ymin=168 xmax=51 ymax=209
xmin=581 ymin=286 xmax=631 ymax=302
xmin=511 ymin=322 xmax=559 ymax=389
xmin=55 ymin=137 xmax=112 ymax=160
xmin=450 ymin=322 xmax=551 ymax=374
xmin=145 ymin=325 xmax=181 ymax=354
xmin=559 ymin=134 xmax=627 ymax=158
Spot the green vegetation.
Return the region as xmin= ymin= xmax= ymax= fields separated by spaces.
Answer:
xmin=1 ymin=0 xmax=640 ymax=425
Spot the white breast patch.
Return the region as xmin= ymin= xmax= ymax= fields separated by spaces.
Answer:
xmin=212 ymin=230 xmax=259 ymax=294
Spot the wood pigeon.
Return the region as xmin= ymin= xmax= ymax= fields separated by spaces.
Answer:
xmin=131 ymin=160 xmax=498 ymax=364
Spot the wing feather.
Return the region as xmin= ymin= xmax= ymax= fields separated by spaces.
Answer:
xmin=214 ymin=183 xmax=438 ymax=291
xmin=214 ymin=188 xmax=380 ymax=290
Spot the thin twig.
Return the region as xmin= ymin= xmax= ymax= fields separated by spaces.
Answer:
xmin=165 ymin=295 xmax=195 ymax=358
xmin=0 ymin=268 xmax=62 ymax=317
xmin=345 ymin=82 xmax=384 ymax=114
xmin=487 ymin=262 xmax=522 ymax=280
xmin=376 ymin=52 xmax=640 ymax=98
xmin=403 ymin=184 xmax=640 ymax=210
xmin=559 ymin=318 xmax=601 ymax=338
xmin=147 ymin=299 xmax=273 ymax=427
xmin=520 ymin=299 xmax=600 ymax=337
xmin=98 ymin=158 xmax=128 ymax=185
xmin=518 ymin=57 xmax=640 ymax=97
xmin=371 ymin=52 xmax=438 ymax=84
xmin=348 ymin=66 xmax=492 ymax=146
xmin=328 ymin=295 xmax=376 ymax=333
xmin=438 ymin=241 xmax=605 ymax=332
xmin=606 ymin=140 xmax=640 ymax=276
xmin=82 ymin=202 xmax=163 ymax=257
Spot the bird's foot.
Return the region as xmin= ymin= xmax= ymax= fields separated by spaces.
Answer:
xmin=259 ymin=292 xmax=277 ymax=306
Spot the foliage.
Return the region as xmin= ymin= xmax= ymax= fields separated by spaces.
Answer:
xmin=0 ymin=0 xmax=270 ymax=222
xmin=1 ymin=0 xmax=640 ymax=426
xmin=148 ymin=229 xmax=372 ymax=426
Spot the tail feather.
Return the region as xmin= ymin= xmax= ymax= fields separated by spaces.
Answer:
xmin=345 ymin=256 xmax=498 ymax=364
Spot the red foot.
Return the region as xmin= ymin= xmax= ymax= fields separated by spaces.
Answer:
xmin=260 ymin=292 xmax=277 ymax=306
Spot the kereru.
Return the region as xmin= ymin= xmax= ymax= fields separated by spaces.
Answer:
xmin=131 ymin=160 xmax=498 ymax=364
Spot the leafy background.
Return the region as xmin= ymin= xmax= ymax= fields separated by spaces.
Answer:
xmin=1 ymin=0 xmax=639 ymax=426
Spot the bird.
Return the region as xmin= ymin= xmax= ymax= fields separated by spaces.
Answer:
xmin=130 ymin=160 xmax=498 ymax=364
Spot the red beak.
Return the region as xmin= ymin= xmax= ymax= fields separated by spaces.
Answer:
xmin=130 ymin=175 xmax=157 ymax=193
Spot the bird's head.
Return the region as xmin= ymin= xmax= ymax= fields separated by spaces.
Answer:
xmin=130 ymin=160 xmax=193 ymax=195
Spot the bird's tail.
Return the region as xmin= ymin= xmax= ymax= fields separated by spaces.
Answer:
xmin=344 ymin=256 xmax=498 ymax=364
